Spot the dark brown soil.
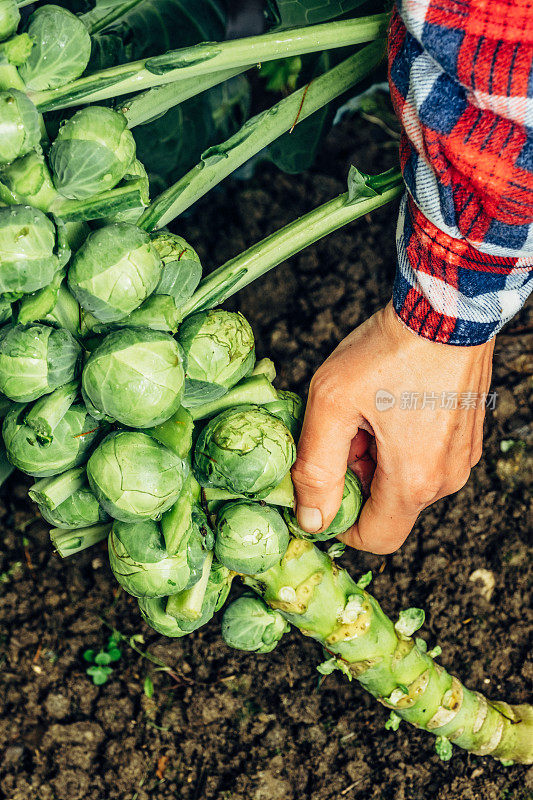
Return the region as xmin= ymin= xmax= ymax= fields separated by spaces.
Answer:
xmin=1 ymin=117 xmax=532 ymax=800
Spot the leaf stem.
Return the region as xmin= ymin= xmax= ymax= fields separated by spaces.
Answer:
xmin=29 ymin=14 xmax=389 ymax=111
xmin=138 ymin=42 xmax=386 ymax=230
xmin=120 ymin=66 xmax=248 ymax=128
xmin=80 ymin=0 xmax=149 ymax=34
xmin=180 ymin=169 xmax=403 ymax=317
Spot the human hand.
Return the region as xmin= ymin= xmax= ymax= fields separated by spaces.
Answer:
xmin=291 ymin=302 xmax=495 ymax=553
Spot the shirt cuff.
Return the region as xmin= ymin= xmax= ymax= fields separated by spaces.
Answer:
xmin=393 ymin=194 xmax=533 ymax=346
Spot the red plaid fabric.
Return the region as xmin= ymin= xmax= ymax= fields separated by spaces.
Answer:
xmin=389 ymin=1 xmax=533 ymax=344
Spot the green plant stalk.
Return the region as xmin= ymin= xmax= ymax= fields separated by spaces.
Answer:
xmin=120 ymin=66 xmax=248 ymax=128
xmin=50 ymin=523 xmax=111 ymax=558
xmin=191 ymin=374 xmax=278 ymax=421
xmin=138 ymin=42 xmax=385 ymax=230
xmin=30 ymin=466 xmax=85 ymax=510
xmin=29 ymin=14 xmax=389 ymax=111
xmin=143 ymin=406 xmax=194 ymax=459
xmin=167 ymin=550 xmax=213 ymax=620
xmin=244 ymin=539 xmax=533 ymax=763
xmin=180 ymin=169 xmax=403 ymax=317
xmin=0 ymin=175 xmax=147 ymax=223
xmin=80 ymin=0 xmax=149 ymax=34
xmin=50 ymin=179 xmax=147 ymax=222
xmin=203 ymin=471 xmax=295 ymax=508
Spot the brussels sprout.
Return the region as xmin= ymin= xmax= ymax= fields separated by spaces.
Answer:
xmin=50 ymin=107 xmax=136 ymax=200
xmin=3 ymin=386 xmax=101 ymax=477
xmin=82 ymin=328 xmax=185 ymax=428
xmin=0 ymin=323 xmax=81 ymax=402
xmin=19 ymin=5 xmax=91 ymax=91
xmin=215 ymin=501 xmax=289 ymax=575
xmin=222 ymin=594 xmax=289 ymax=653
xmin=152 ymin=232 xmax=202 ymax=308
xmin=138 ymin=555 xmax=233 ymax=637
xmin=284 ymin=469 xmax=363 ymax=541
xmin=0 ymin=0 xmax=20 ymax=42
xmin=0 ymin=90 xmax=40 ymax=166
xmin=68 ymin=223 xmax=161 ymax=323
xmin=265 ymin=390 xmax=304 ymax=440
xmin=0 ymin=206 xmax=70 ymax=296
xmin=87 ymin=431 xmax=186 ymax=523
xmin=108 ymin=507 xmax=211 ymax=598
xmin=178 ymin=310 xmax=255 ymax=405
xmin=0 ymin=151 xmax=56 ymax=210
xmin=194 ymin=404 xmax=296 ymax=498
xmin=30 ymin=466 xmax=109 ymax=530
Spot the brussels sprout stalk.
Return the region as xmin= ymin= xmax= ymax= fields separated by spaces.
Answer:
xmin=180 ymin=168 xmax=403 ymax=316
xmin=30 ymin=466 xmax=86 ymax=510
xmin=203 ymin=471 xmax=295 ymax=509
xmin=29 ymin=15 xmax=389 ymax=111
xmin=191 ymin=375 xmax=278 ymax=421
xmin=144 ymin=406 xmax=194 ymax=459
xmin=119 ymin=67 xmax=248 ymax=129
xmin=166 ymin=550 xmax=214 ymax=621
xmin=244 ymin=538 xmax=533 ymax=763
xmin=138 ymin=43 xmax=385 ymax=230
xmin=51 ymin=523 xmax=111 ymax=558
xmin=23 ymin=379 xmax=78 ymax=443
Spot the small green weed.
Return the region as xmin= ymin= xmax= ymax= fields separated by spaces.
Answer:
xmin=83 ymin=631 xmax=122 ymax=685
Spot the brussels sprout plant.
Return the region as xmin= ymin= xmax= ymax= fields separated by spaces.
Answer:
xmin=0 ymin=1 xmax=530 ymax=767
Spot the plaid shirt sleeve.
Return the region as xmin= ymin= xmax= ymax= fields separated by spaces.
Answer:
xmin=388 ymin=1 xmax=533 ymax=345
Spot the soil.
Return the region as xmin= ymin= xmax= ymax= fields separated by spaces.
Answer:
xmin=0 ymin=116 xmax=532 ymax=800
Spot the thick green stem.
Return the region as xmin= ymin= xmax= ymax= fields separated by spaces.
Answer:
xmin=29 ymin=467 xmax=86 ymax=510
xmin=120 ymin=66 xmax=248 ymax=128
xmin=51 ymin=178 xmax=147 ymax=222
xmin=180 ymin=169 xmax=403 ymax=317
xmin=244 ymin=539 xmax=533 ymax=764
xmin=143 ymin=406 xmax=194 ymax=459
xmin=138 ymin=42 xmax=385 ymax=231
xmin=50 ymin=523 xmax=111 ymax=558
xmin=29 ymin=15 xmax=389 ymax=111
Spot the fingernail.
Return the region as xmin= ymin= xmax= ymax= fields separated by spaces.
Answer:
xmin=297 ymin=506 xmax=322 ymax=532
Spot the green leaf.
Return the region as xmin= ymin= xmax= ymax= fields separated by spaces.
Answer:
xmin=435 ymin=736 xmax=453 ymax=762
xmin=266 ymin=0 xmax=371 ymax=29
xmin=182 ymin=379 xmax=227 ymax=409
xmin=86 ymin=664 xmax=113 ymax=685
xmin=384 ymin=711 xmax=401 ymax=731
xmin=394 ymin=608 xmax=425 ymax=639
xmin=346 ymin=165 xmax=379 ymax=203
xmin=94 ymin=651 xmax=113 ymax=665
xmin=356 ymin=571 xmax=372 ymax=590
xmin=108 ymin=631 xmax=122 ymax=647
xmin=266 ymin=51 xmax=333 ymax=175
xmin=82 ymin=649 xmax=95 ymax=663
xmin=326 ymin=542 xmax=346 ymax=559
xmin=415 ymin=637 xmax=427 ymax=652
xmin=143 ymin=675 xmax=154 ymax=698
xmin=108 ymin=648 xmax=122 ymax=662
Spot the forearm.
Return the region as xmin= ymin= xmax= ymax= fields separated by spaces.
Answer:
xmin=388 ymin=3 xmax=533 ymax=345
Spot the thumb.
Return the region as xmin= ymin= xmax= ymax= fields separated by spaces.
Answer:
xmin=292 ymin=384 xmax=356 ymax=533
